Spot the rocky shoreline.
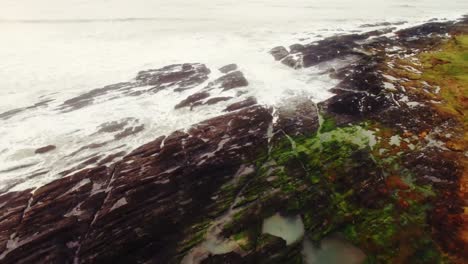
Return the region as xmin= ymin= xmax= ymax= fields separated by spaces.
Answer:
xmin=0 ymin=18 xmax=467 ymax=263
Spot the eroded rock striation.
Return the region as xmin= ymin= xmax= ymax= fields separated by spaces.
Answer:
xmin=0 ymin=106 xmax=273 ymax=263
xmin=59 ymin=63 xmax=211 ymax=112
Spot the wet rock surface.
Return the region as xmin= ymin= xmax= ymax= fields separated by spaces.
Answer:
xmin=175 ymin=91 xmax=211 ymax=109
xmin=59 ymin=63 xmax=211 ymax=112
xmin=273 ymin=97 xmax=319 ymax=139
xmin=0 ymin=106 xmax=273 ymax=263
xmin=359 ymin=21 xmax=407 ymax=28
xmin=96 ymin=118 xmax=139 ymax=134
xmin=219 ymin=64 xmax=238 ymax=74
xmin=34 ymin=145 xmax=57 ymax=154
xmin=0 ymin=99 xmax=54 ymax=120
xmin=206 ymin=71 xmax=249 ymax=91
xmin=136 ymin=63 xmax=211 ymax=91
xmin=175 ymin=69 xmax=249 ymax=110
xmin=269 ymin=46 xmax=289 ymax=61
xmin=223 ymin=97 xmax=258 ymax=112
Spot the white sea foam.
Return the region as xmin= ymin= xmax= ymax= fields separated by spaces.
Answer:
xmin=0 ymin=0 xmax=467 ymax=192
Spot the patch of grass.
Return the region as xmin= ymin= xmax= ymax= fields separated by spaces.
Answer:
xmin=421 ymin=35 xmax=468 ymax=124
xmin=320 ymin=114 xmax=337 ymax=133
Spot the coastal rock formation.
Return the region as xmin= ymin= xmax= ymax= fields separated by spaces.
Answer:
xmin=269 ymin=46 xmax=289 ymax=61
xmin=175 ymin=69 xmax=249 ymax=109
xmin=273 ymin=97 xmax=319 ymax=139
xmin=0 ymin=106 xmax=273 ymax=263
xmin=206 ymin=71 xmax=249 ymax=91
xmin=59 ymin=63 xmax=211 ymax=112
xmin=175 ymin=91 xmax=211 ymax=109
xmin=219 ymin=64 xmax=238 ymax=74
xmin=34 ymin=145 xmax=57 ymax=154
xmin=136 ymin=63 xmax=211 ymax=91
xmin=223 ymin=97 xmax=258 ymax=112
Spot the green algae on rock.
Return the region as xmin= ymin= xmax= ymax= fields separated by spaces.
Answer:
xmin=195 ymin=25 xmax=468 ymax=263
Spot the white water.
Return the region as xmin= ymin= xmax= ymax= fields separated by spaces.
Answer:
xmin=262 ymin=213 xmax=305 ymax=245
xmin=0 ymin=0 xmax=467 ymax=192
xmin=303 ymin=235 xmax=366 ymax=264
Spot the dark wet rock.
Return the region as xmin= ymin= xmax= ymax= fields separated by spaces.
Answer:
xmin=97 ymin=151 xmax=127 ymax=166
xmin=274 ymin=97 xmax=319 ymax=138
xmin=137 ymin=63 xmax=210 ymax=91
xmin=0 ymin=189 xmax=33 ymax=253
xmin=360 ymin=22 xmax=393 ymax=28
xmin=378 ymin=105 xmax=445 ymax=134
xmin=301 ymin=34 xmax=368 ymax=67
xmin=219 ymin=64 xmax=238 ymax=74
xmin=175 ymin=91 xmax=210 ymax=109
xmin=68 ymin=142 xmax=109 ymax=157
xmin=96 ymin=118 xmax=138 ymax=134
xmin=0 ymin=106 xmax=273 ymax=263
xmin=200 ymin=234 xmax=290 ymax=264
xmin=207 ymin=71 xmax=249 ymax=91
xmin=0 ymin=108 xmax=25 ymax=120
xmin=126 ymin=135 xmax=165 ymax=158
xmin=450 ymin=16 xmax=468 ymax=34
xmin=0 ymin=170 xmax=49 ymax=194
xmin=0 ymin=99 xmax=53 ymax=120
xmin=0 ymin=163 xmax=37 ymax=173
xmin=269 ymin=46 xmax=289 ymax=61
xmin=391 ymin=22 xmax=456 ymax=50
xmin=27 ymin=99 xmax=54 ymax=109
xmin=96 ymin=118 xmax=144 ymax=141
xmin=321 ymin=92 xmax=391 ymax=120
xmin=80 ymin=155 xmax=102 ymax=166
xmin=200 ymin=252 xmax=246 ymax=263
xmin=35 ymin=145 xmax=57 ymax=154
xmin=281 ymin=54 xmax=302 ymax=69
xmin=332 ymin=56 xmax=385 ymax=95
xmin=289 ymin=43 xmax=305 ymax=53
xmin=78 ymin=106 xmax=272 ymax=263
xmin=396 ymin=22 xmax=452 ymax=39
xmin=363 ymin=27 xmax=397 ymax=38
xmin=0 ymin=166 xmax=111 ymax=264
xmin=114 ymin=124 xmax=145 ymax=140
xmin=223 ymin=97 xmax=258 ymax=112
xmin=205 ymin=96 xmax=233 ymax=105
xmin=360 ymin=21 xmax=406 ymax=28
xmin=60 ymin=82 xmax=133 ymax=112
xmin=60 ymin=63 xmax=211 ymax=111
xmin=318 ymin=54 xmax=396 ymax=125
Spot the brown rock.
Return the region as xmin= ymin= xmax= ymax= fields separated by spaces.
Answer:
xmin=205 ymin=96 xmax=233 ymax=105
xmin=289 ymin=43 xmax=305 ymax=53
xmin=0 ymin=106 xmax=273 ymax=264
xmin=114 ymin=125 xmax=145 ymax=140
xmin=273 ymin=97 xmax=319 ymax=138
xmin=35 ymin=145 xmax=56 ymax=154
xmin=207 ymin=71 xmax=249 ymax=91
xmin=270 ymin=46 xmax=289 ymax=61
xmin=281 ymin=55 xmax=302 ymax=69
xmin=224 ymin=97 xmax=258 ymax=112
xmin=219 ymin=64 xmax=238 ymax=74
xmin=175 ymin=91 xmax=210 ymax=109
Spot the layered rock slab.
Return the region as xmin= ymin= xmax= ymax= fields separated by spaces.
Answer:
xmin=0 ymin=106 xmax=272 ymax=263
